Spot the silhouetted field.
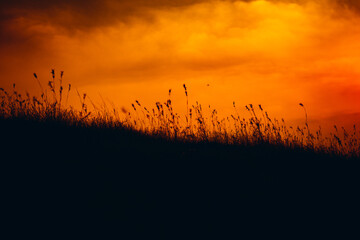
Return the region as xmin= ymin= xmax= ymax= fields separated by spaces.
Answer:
xmin=1 ymin=71 xmax=359 ymax=237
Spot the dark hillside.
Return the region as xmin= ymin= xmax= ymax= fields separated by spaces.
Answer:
xmin=1 ymin=118 xmax=359 ymax=237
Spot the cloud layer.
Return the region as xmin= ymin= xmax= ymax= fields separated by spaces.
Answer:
xmin=1 ymin=0 xmax=360 ymax=125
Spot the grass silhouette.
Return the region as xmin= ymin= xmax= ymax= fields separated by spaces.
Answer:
xmin=1 ymin=70 xmax=359 ymax=157
xmin=1 ymin=70 xmax=359 ymax=237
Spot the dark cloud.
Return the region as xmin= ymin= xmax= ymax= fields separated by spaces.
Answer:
xmin=0 ymin=0 xmax=212 ymax=30
xmin=0 ymin=0 xmax=272 ymax=51
xmin=339 ymin=0 xmax=360 ymax=12
xmin=1 ymin=0 xmax=360 ymax=31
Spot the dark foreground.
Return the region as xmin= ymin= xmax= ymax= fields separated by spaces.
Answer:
xmin=1 ymin=119 xmax=360 ymax=238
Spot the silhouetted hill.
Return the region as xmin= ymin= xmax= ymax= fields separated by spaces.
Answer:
xmin=1 ymin=118 xmax=359 ymax=238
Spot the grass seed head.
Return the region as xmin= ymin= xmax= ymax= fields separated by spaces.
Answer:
xmin=183 ymin=84 xmax=188 ymax=96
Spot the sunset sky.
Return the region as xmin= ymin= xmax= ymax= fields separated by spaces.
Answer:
xmin=1 ymin=0 xmax=360 ymax=129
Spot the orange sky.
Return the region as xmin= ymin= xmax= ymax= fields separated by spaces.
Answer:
xmin=1 ymin=0 xmax=360 ymax=130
